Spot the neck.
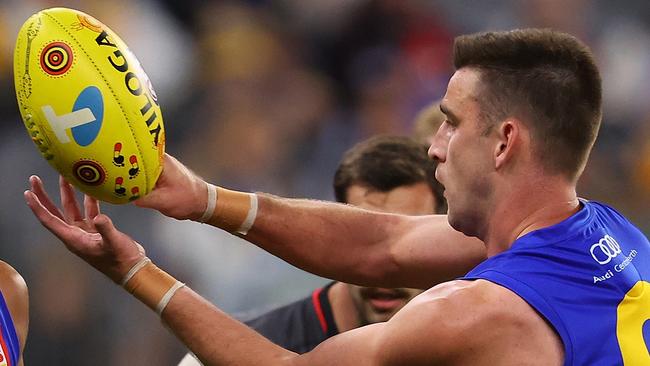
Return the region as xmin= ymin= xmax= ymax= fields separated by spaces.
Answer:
xmin=482 ymin=177 xmax=580 ymax=257
xmin=328 ymin=282 xmax=361 ymax=332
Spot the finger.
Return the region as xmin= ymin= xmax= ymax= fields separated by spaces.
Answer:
xmin=26 ymin=190 xmax=103 ymax=255
xmin=25 ymin=190 xmax=75 ymax=242
xmin=133 ymin=194 xmax=158 ymax=208
xmin=135 ymin=153 xmax=188 ymax=208
xmin=84 ymin=195 xmax=100 ymax=220
xmin=93 ymin=214 xmax=146 ymax=282
xmin=92 ymin=214 xmax=131 ymax=257
xmin=159 ymin=153 xmax=187 ymax=185
xmin=59 ymin=175 xmax=83 ymax=222
xmin=92 ymin=214 xmax=119 ymax=243
xmin=29 ymin=175 xmax=65 ymax=221
xmin=162 ymin=153 xmax=175 ymax=172
xmin=133 ymin=163 xmax=166 ymax=208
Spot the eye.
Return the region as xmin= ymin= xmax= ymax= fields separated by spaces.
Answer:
xmin=443 ymin=118 xmax=456 ymax=128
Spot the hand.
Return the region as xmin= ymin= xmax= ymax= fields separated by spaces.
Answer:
xmin=24 ymin=175 xmax=145 ymax=283
xmin=135 ymin=153 xmax=207 ymax=221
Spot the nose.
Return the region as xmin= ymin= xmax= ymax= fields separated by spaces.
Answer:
xmin=428 ymin=123 xmax=449 ymax=163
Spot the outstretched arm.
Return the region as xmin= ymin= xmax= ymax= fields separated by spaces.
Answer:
xmin=135 ymin=154 xmax=486 ymax=289
xmin=23 ymin=176 xmax=510 ymax=366
xmin=24 ymin=176 xmax=293 ymax=365
xmin=22 ymin=176 xmax=391 ymax=365
xmin=246 ymin=196 xmax=484 ymax=288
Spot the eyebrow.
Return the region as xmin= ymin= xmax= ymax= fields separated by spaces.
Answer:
xmin=439 ymin=103 xmax=460 ymax=122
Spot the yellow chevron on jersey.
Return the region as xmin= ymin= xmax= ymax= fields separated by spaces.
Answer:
xmin=616 ymin=280 xmax=650 ymax=364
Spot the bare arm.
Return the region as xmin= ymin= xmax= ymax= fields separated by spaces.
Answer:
xmin=0 ymin=262 xmax=29 ymax=366
xmin=245 ymin=195 xmax=485 ymax=288
xmin=23 ymin=176 xmax=386 ymax=365
xmin=136 ymin=154 xmax=486 ymax=289
xmin=24 ymin=175 xmax=554 ymax=366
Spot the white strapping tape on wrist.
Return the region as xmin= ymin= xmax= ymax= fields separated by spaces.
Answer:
xmin=156 ymin=281 xmax=186 ymax=316
xmin=120 ymin=257 xmax=151 ymax=287
xmin=237 ymin=193 xmax=258 ymax=235
xmin=199 ymin=183 xmax=217 ymax=223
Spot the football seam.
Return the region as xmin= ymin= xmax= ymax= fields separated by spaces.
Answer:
xmin=44 ymin=11 xmax=151 ymax=198
xmin=15 ymin=18 xmax=63 ymax=165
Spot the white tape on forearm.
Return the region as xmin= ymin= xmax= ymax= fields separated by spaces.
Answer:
xmin=120 ymin=257 xmax=151 ymax=286
xmin=237 ymin=193 xmax=258 ymax=235
xmin=156 ymin=281 xmax=186 ymax=316
xmin=199 ymin=183 xmax=217 ymax=223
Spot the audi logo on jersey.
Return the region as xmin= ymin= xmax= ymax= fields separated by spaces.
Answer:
xmin=590 ymin=235 xmax=622 ymax=265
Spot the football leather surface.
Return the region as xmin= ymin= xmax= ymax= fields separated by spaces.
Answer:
xmin=14 ymin=7 xmax=165 ymax=204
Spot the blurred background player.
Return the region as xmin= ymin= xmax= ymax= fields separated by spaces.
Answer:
xmin=0 ymin=261 xmax=28 ymax=366
xmin=412 ymin=100 xmax=444 ymax=145
xmin=179 ymin=135 xmax=449 ymax=364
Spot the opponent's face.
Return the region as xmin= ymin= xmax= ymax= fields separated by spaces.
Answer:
xmin=344 ymin=183 xmax=433 ymax=324
xmin=429 ymin=68 xmax=496 ymax=238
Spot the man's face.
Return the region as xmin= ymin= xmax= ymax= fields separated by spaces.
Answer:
xmin=344 ymin=182 xmax=434 ymax=324
xmin=428 ymin=68 xmax=496 ymax=238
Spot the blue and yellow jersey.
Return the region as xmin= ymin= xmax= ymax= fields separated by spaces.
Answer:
xmin=0 ymin=290 xmax=19 ymax=366
xmin=462 ymin=200 xmax=650 ymax=365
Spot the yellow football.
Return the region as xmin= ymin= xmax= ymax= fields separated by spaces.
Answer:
xmin=14 ymin=7 xmax=165 ymax=204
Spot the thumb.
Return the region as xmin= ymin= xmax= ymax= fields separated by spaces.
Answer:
xmin=91 ymin=214 xmax=141 ymax=283
xmin=133 ymin=194 xmax=155 ymax=208
xmin=93 ymin=214 xmax=119 ymax=241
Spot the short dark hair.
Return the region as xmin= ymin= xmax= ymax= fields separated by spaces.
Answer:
xmin=334 ymin=135 xmax=446 ymax=214
xmin=453 ymin=28 xmax=602 ymax=181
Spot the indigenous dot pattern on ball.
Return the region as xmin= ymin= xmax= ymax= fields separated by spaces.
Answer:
xmin=40 ymin=41 xmax=73 ymax=76
xmin=72 ymin=160 xmax=106 ymax=186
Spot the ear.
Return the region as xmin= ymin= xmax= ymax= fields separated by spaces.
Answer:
xmin=493 ymin=119 xmax=521 ymax=170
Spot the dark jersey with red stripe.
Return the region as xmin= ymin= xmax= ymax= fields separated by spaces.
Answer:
xmin=244 ymin=282 xmax=338 ymax=354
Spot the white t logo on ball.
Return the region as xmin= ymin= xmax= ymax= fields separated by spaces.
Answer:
xmin=41 ymin=105 xmax=96 ymax=144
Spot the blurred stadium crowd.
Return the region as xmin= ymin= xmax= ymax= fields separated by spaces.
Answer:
xmin=0 ymin=0 xmax=649 ymax=364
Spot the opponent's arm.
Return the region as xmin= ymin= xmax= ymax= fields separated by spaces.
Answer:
xmin=0 ymin=262 xmax=28 ymax=366
xmin=136 ymin=154 xmax=486 ymax=289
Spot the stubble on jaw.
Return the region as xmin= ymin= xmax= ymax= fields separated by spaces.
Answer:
xmin=447 ymin=173 xmax=493 ymax=240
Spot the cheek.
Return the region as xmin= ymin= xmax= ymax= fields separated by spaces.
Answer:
xmin=348 ymin=286 xmax=364 ymax=303
xmin=469 ymin=171 xmax=493 ymax=198
xmin=448 ymin=144 xmax=492 ymax=193
xmin=446 ymin=132 xmax=467 ymax=163
xmin=446 ymin=139 xmax=468 ymax=178
xmin=462 ymin=153 xmax=494 ymax=200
